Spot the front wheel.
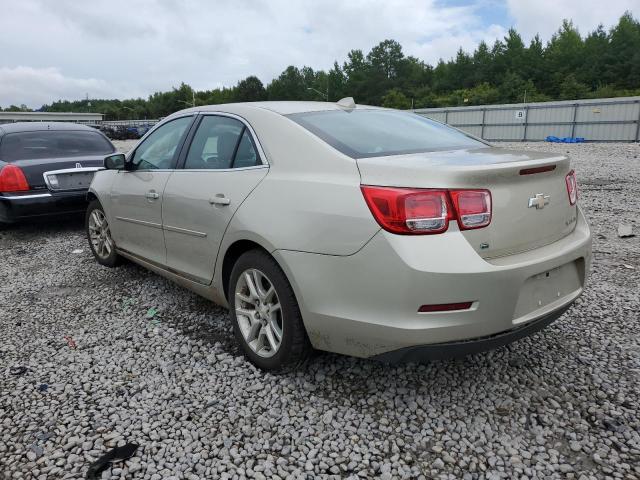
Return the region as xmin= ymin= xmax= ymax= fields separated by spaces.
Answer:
xmin=229 ymin=250 xmax=311 ymax=370
xmin=86 ymin=200 xmax=121 ymax=268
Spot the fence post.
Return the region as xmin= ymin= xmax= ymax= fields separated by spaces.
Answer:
xmin=635 ymin=100 xmax=640 ymax=142
xmin=480 ymin=108 xmax=486 ymax=139
xmin=444 ymin=110 xmax=449 ymax=125
xmin=571 ymin=103 xmax=578 ymax=138
xmin=523 ymin=106 xmax=529 ymax=142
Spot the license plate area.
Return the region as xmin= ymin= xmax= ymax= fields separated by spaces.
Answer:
xmin=44 ymin=167 xmax=102 ymax=192
xmin=513 ymin=260 xmax=582 ymax=323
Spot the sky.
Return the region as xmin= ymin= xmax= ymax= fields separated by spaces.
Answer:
xmin=0 ymin=0 xmax=637 ymax=108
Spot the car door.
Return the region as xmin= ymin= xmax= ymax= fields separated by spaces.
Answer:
xmin=162 ymin=114 xmax=268 ymax=284
xmin=109 ymin=115 xmax=194 ymax=264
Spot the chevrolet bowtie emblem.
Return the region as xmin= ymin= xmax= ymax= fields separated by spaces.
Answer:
xmin=528 ymin=193 xmax=550 ymax=209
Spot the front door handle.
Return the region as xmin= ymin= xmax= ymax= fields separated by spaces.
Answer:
xmin=209 ymin=195 xmax=231 ymax=206
xmin=145 ymin=190 xmax=160 ymax=200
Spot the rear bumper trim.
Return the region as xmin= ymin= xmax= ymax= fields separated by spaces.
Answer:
xmin=1 ymin=193 xmax=52 ymax=200
xmin=372 ymin=303 xmax=572 ymax=364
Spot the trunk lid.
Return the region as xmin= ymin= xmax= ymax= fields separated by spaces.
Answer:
xmin=356 ymin=146 xmax=578 ymax=259
xmin=8 ymin=156 xmax=105 ymax=190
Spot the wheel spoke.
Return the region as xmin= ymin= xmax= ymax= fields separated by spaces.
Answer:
xmin=263 ymin=286 xmax=275 ymax=302
xmin=246 ymin=320 xmax=262 ymax=342
xmin=235 ymin=307 xmax=255 ymax=319
xmin=236 ymin=292 xmax=253 ymax=304
xmin=270 ymin=302 xmax=281 ymax=313
xmin=269 ymin=320 xmax=283 ymax=341
xmin=244 ymin=272 xmax=259 ymax=300
xmin=253 ymin=270 xmax=269 ymax=299
xmin=251 ymin=332 xmax=266 ymax=354
xmin=265 ymin=325 xmax=278 ymax=352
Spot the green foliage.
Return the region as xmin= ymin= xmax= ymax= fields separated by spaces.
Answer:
xmin=234 ymin=76 xmax=267 ymax=102
xmin=381 ymin=89 xmax=412 ymax=109
xmin=22 ymin=12 xmax=640 ymax=118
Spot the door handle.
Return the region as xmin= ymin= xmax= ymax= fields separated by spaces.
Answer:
xmin=209 ymin=195 xmax=231 ymax=206
xmin=145 ymin=191 xmax=160 ymax=200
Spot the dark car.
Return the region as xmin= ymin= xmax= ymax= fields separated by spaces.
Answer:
xmin=0 ymin=122 xmax=116 ymax=224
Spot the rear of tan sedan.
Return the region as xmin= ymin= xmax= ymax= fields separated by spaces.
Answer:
xmin=274 ymin=110 xmax=592 ymax=361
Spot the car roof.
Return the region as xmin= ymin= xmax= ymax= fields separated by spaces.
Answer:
xmin=175 ymin=101 xmax=384 ymax=117
xmin=0 ymin=122 xmax=99 ymax=135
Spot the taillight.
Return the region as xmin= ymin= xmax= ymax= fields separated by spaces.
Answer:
xmin=361 ymin=186 xmax=492 ymax=235
xmin=360 ymin=186 xmax=452 ymax=234
xmin=450 ymin=189 xmax=492 ymax=230
xmin=0 ymin=164 xmax=30 ymax=192
xmin=565 ymin=170 xmax=577 ymax=205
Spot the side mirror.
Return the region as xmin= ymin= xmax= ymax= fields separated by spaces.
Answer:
xmin=104 ymin=153 xmax=126 ymax=170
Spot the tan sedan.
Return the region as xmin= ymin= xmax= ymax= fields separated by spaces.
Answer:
xmin=86 ymin=99 xmax=592 ymax=370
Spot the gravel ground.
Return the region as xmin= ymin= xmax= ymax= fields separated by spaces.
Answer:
xmin=1 ymin=141 xmax=639 ymax=480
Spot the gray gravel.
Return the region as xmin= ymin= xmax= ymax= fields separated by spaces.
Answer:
xmin=1 ymin=141 xmax=639 ymax=479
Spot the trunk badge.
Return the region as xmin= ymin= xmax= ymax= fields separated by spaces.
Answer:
xmin=528 ymin=193 xmax=550 ymax=210
xmin=75 ymin=162 xmax=82 ymax=168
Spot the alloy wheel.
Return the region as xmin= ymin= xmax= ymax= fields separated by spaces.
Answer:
xmin=88 ymin=209 xmax=114 ymax=260
xmin=234 ymin=268 xmax=283 ymax=358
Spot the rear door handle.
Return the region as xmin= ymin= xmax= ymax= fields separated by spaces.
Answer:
xmin=209 ymin=195 xmax=231 ymax=206
xmin=145 ymin=190 xmax=160 ymax=200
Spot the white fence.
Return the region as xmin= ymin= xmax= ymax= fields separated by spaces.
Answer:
xmin=414 ymin=96 xmax=640 ymax=142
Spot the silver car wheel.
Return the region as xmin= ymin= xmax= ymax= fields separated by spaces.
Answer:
xmin=88 ymin=209 xmax=114 ymax=260
xmin=234 ymin=268 xmax=283 ymax=358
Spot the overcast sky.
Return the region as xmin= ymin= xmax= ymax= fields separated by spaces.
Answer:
xmin=0 ymin=0 xmax=637 ymax=108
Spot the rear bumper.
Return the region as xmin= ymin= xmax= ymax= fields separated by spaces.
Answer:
xmin=0 ymin=190 xmax=88 ymax=223
xmin=274 ymin=206 xmax=592 ymax=359
xmin=372 ymin=302 xmax=571 ymax=363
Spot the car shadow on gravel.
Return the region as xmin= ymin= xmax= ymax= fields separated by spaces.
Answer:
xmin=0 ymin=215 xmax=85 ymax=240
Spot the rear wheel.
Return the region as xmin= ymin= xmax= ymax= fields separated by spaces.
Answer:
xmin=86 ymin=200 xmax=121 ymax=267
xmin=229 ymin=250 xmax=311 ymax=370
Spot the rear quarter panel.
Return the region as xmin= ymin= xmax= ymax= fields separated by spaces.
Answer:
xmin=224 ymin=107 xmax=379 ymax=256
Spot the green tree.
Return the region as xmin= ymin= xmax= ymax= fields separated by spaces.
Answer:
xmin=558 ymin=74 xmax=590 ymax=99
xmin=381 ymin=89 xmax=411 ymax=109
xmin=234 ymin=76 xmax=267 ymax=102
xmin=266 ymin=66 xmax=306 ymax=100
xmin=603 ymin=12 xmax=640 ymax=88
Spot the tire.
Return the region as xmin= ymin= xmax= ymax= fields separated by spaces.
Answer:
xmin=86 ymin=200 xmax=122 ymax=268
xmin=229 ymin=249 xmax=311 ymax=370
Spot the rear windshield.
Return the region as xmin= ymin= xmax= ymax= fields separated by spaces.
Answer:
xmin=288 ymin=109 xmax=486 ymax=158
xmin=0 ymin=130 xmax=115 ymax=161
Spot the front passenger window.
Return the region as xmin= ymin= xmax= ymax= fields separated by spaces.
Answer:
xmin=130 ymin=116 xmax=192 ymax=170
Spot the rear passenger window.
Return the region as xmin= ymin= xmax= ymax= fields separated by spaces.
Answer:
xmin=184 ymin=116 xmax=243 ymax=170
xmin=233 ymin=129 xmax=259 ymax=168
xmin=184 ymin=116 xmax=261 ymax=170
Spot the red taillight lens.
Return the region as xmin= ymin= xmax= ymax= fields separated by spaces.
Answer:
xmin=565 ymin=170 xmax=577 ymax=205
xmin=449 ymin=189 xmax=492 ymax=230
xmin=361 ymin=186 xmax=492 ymax=235
xmin=360 ymin=186 xmax=452 ymax=234
xmin=0 ymin=164 xmax=30 ymax=192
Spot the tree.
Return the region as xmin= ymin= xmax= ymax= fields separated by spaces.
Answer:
xmin=558 ymin=74 xmax=590 ymax=100
xmin=544 ymin=20 xmax=585 ymax=95
xmin=234 ymin=76 xmax=267 ymax=102
xmin=266 ymin=66 xmax=306 ymax=100
xmin=33 ymin=13 xmax=640 ymax=114
xmin=603 ymin=12 xmax=640 ymax=88
xmin=381 ymin=89 xmax=411 ymax=109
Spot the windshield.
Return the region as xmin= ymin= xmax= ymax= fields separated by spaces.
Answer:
xmin=288 ymin=109 xmax=486 ymax=158
xmin=0 ymin=130 xmax=115 ymax=161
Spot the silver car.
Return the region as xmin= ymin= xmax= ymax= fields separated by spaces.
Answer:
xmin=87 ymin=100 xmax=592 ymax=370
